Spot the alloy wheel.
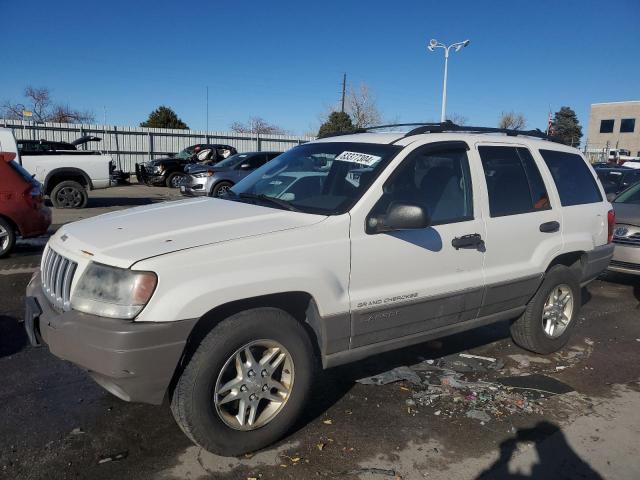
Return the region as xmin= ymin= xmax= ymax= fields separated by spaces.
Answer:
xmin=214 ymin=340 xmax=294 ymax=431
xmin=0 ymin=224 xmax=9 ymax=252
xmin=542 ymin=284 xmax=574 ymax=338
xmin=56 ymin=187 xmax=82 ymax=208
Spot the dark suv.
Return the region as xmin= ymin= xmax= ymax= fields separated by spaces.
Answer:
xmin=136 ymin=144 xmax=237 ymax=188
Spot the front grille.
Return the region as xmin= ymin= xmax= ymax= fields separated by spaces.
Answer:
xmin=613 ymin=232 xmax=640 ymax=247
xmin=41 ymin=247 xmax=77 ymax=311
xmin=609 ymin=260 xmax=640 ymax=271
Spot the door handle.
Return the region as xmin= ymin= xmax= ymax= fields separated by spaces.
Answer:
xmin=452 ymin=233 xmax=484 ymax=250
xmin=539 ymin=221 xmax=560 ymax=233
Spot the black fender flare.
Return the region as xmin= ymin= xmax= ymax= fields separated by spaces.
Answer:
xmin=44 ymin=168 xmax=93 ymax=194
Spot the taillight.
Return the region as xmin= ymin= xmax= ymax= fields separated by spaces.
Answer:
xmin=607 ymin=209 xmax=615 ymax=243
xmin=207 ymin=171 xmax=213 ymax=177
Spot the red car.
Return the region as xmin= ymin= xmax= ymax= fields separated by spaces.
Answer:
xmin=0 ymin=150 xmax=51 ymax=257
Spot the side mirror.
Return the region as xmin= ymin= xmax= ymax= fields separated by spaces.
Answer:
xmin=367 ymin=202 xmax=431 ymax=234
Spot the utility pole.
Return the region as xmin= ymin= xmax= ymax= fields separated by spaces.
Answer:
xmin=341 ymin=73 xmax=346 ymax=113
xmin=206 ymin=86 xmax=209 ymax=133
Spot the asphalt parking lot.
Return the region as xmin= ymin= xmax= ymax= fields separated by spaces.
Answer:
xmin=1 ymin=185 xmax=639 ymax=480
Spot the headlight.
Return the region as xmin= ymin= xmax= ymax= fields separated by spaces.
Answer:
xmin=71 ymin=263 xmax=157 ymax=319
xmin=194 ymin=171 xmax=213 ymax=178
xmin=153 ymin=165 xmax=164 ymax=173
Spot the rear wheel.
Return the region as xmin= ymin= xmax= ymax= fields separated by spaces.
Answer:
xmin=0 ymin=218 xmax=16 ymax=258
xmin=510 ymin=265 xmax=581 ymax=354
xmin=170 ymin=308 xmax=316 ymax=456
xmin=166 ymin=172 xmax=186 ymax=188
xmin=50 ymin=181 xmax=88 ymax=209
xmin=211 ymin=181 xmax=233 ymax=197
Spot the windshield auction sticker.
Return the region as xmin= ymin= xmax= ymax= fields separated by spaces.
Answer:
xmin=335 ymin=151 xmax=382 ymax=166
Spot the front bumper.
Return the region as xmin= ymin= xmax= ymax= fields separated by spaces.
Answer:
xmin=135 ymin=164 xmax=165 ymax=185
xmin=180 ymin=176 xmax=208 ymax=196
xmin=608 ymin=243 xmax=640 ymax=276
xmin=24 ymin=271 xmax=197 ymax=404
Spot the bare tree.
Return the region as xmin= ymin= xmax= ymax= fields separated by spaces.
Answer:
xmin=446 ymin=113 xmax=468 ymax=125
xmin=230 ymin=117 xmax=287 ymax=135
xmin=1 ymin=86 xmax=94 ymax=123
xmin=498 ymin=111 xmax=526 ymax=130
xmin=347 ymin=83 xmax=382 ymax=128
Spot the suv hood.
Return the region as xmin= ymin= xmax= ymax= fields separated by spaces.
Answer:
xmin=53 ymin=198 xmax=326 ymax=268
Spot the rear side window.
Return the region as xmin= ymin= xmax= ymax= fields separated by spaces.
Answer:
xmin=479 ymin=146 xmax=551 ymax=217
xmin=539 ymin=149 xmax=603 ymax=206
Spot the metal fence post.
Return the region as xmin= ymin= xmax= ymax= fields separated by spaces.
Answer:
xmin=148 ymin=131 xmax=153 ymax=160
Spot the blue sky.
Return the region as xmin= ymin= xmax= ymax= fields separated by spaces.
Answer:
xmin=1 ymin=0 xmax=638 ymax=135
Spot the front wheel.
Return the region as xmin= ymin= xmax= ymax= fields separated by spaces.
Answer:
xmin=170 ymin=308 xmax=316 ymax=456
xmin=166 ymin=172 xmax=186 ymax=188
xmin=0 ymin=218 xmax=16 ymax=258
xmin=50 ymin=181 xmax=88 ymax=209
xmin=211 ymin=181 xmax=233 ymax=197
xmin=510 ymin=265 xmax=581 ymax=354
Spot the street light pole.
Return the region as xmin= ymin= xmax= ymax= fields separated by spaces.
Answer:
xmin=427 ymin=38 xmax=470 ymax=122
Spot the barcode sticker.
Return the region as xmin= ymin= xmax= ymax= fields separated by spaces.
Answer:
xmin=335 ymin=151 xmax=382 ymax=166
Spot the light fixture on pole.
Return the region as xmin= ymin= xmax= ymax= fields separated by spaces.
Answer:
xmin=427 ymin=38 xmax=470 ymax=122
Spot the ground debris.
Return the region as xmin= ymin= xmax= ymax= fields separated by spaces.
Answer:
xmin=358 ymin=351 xmax=574 ymax=423
xmin=356 ymin=366 xmax=422 ymax=386
xmin=98 ymin=451 xmax=128 ymax=464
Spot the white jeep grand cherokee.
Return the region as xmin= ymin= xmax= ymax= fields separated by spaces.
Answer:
xmin=24 ymin=124 xmax=615 ymax=456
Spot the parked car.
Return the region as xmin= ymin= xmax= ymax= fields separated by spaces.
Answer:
xmin=181 ymin=152 xmax=281 ymax=197
xmin=12 ymin=133 xmax=113 ymax=208
xmin=595 ymin=167 xmax=640 ymax=200
xmin=609 ymin=182 xmax=640 ymax=275
xmin=0 ymin=133 xmax=51 ymax=257
xmin=25 ymin=124 xmax=614 ymax=456
xmin=136 ymin=144 xmax=237 ymax=188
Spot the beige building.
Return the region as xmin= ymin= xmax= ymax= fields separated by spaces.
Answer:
xmin=587 ymin=101 xmax=640 ymax=158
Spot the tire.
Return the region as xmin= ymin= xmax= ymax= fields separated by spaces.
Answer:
xmin=170 ymin=308 xmax=317 ymax=456
xmin=510 ymin=265 xmax=581 ymax=354
xmin=211 ymin=181 xmax=233 ymax=197
xmin=50 ymin=181 xmax=88 ymax=209
xmin=0 ymin=217 xmax=16 ymax=258
xmin=166 ymin=172 xmax=186 ymax=188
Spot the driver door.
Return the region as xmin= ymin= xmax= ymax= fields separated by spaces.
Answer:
xmin=348 ymin=142 xmax=486 ymax=348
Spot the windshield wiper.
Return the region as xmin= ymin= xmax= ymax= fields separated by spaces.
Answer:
xmin=236 ymin=192 xmax=300 ymax=212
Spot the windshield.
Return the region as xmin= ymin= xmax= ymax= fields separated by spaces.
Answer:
xmin=229 ymin=142 xmax=402 ymax=215
xmin=175 ymin=147 xmax=194 ymax=159
xmin=614 ymin=183 xmax=640 ymax=204
xmin=215 ymin=153 xmax=249 ymax=168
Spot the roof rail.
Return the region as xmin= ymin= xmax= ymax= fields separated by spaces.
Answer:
xmin=318 ymin=121 xmax=553 ymax=141
xmin=403 ymin=121 xmax=551 ymax=140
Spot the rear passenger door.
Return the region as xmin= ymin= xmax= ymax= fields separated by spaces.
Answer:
xmin=475 ymin=144 xmax=562 ymax=316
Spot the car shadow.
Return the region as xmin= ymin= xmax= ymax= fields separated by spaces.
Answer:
xmin=600 ymin=271 xmax=640 ymax=305
xmin=292 ymin=319 xmax=511 ymax=434
xmin=476 ymin=421 xmax=604 ymax=479
xmin=0 ymin=315 xmax=27 ymax=358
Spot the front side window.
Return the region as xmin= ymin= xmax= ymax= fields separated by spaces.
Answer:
xmin=479 ymin=146 xmax=551 ymax=217
xmin=600 ymin=119 xmax=615 ymax=133
xmin=539 ymin=149 xmax=603 ymax=206
xmin=370 ymin=146 xmax=473 ymax=225
xmin=230 ymin=142 xmax=402 ymax=215
xmin=620 ymin=118 xmax=636 ymax=133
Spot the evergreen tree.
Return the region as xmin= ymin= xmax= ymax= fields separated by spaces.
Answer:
xmin=140 ymin=106 xmax=188 ymax=129
xmin=551 ymin=106 xmax=582 ymax=146
xmin=318 ymin=111 xmax=355 ymax=137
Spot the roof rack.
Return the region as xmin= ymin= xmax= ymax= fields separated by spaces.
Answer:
xmin=318 ymin=121 xmax=553 ymax=141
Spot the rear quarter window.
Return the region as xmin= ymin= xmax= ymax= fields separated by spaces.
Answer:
xmin=539 ymin=149 xmax=603 ymax=206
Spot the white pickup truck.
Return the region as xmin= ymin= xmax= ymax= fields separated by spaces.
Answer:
xmin=14 ymin=133 xmax=113 ymax=208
